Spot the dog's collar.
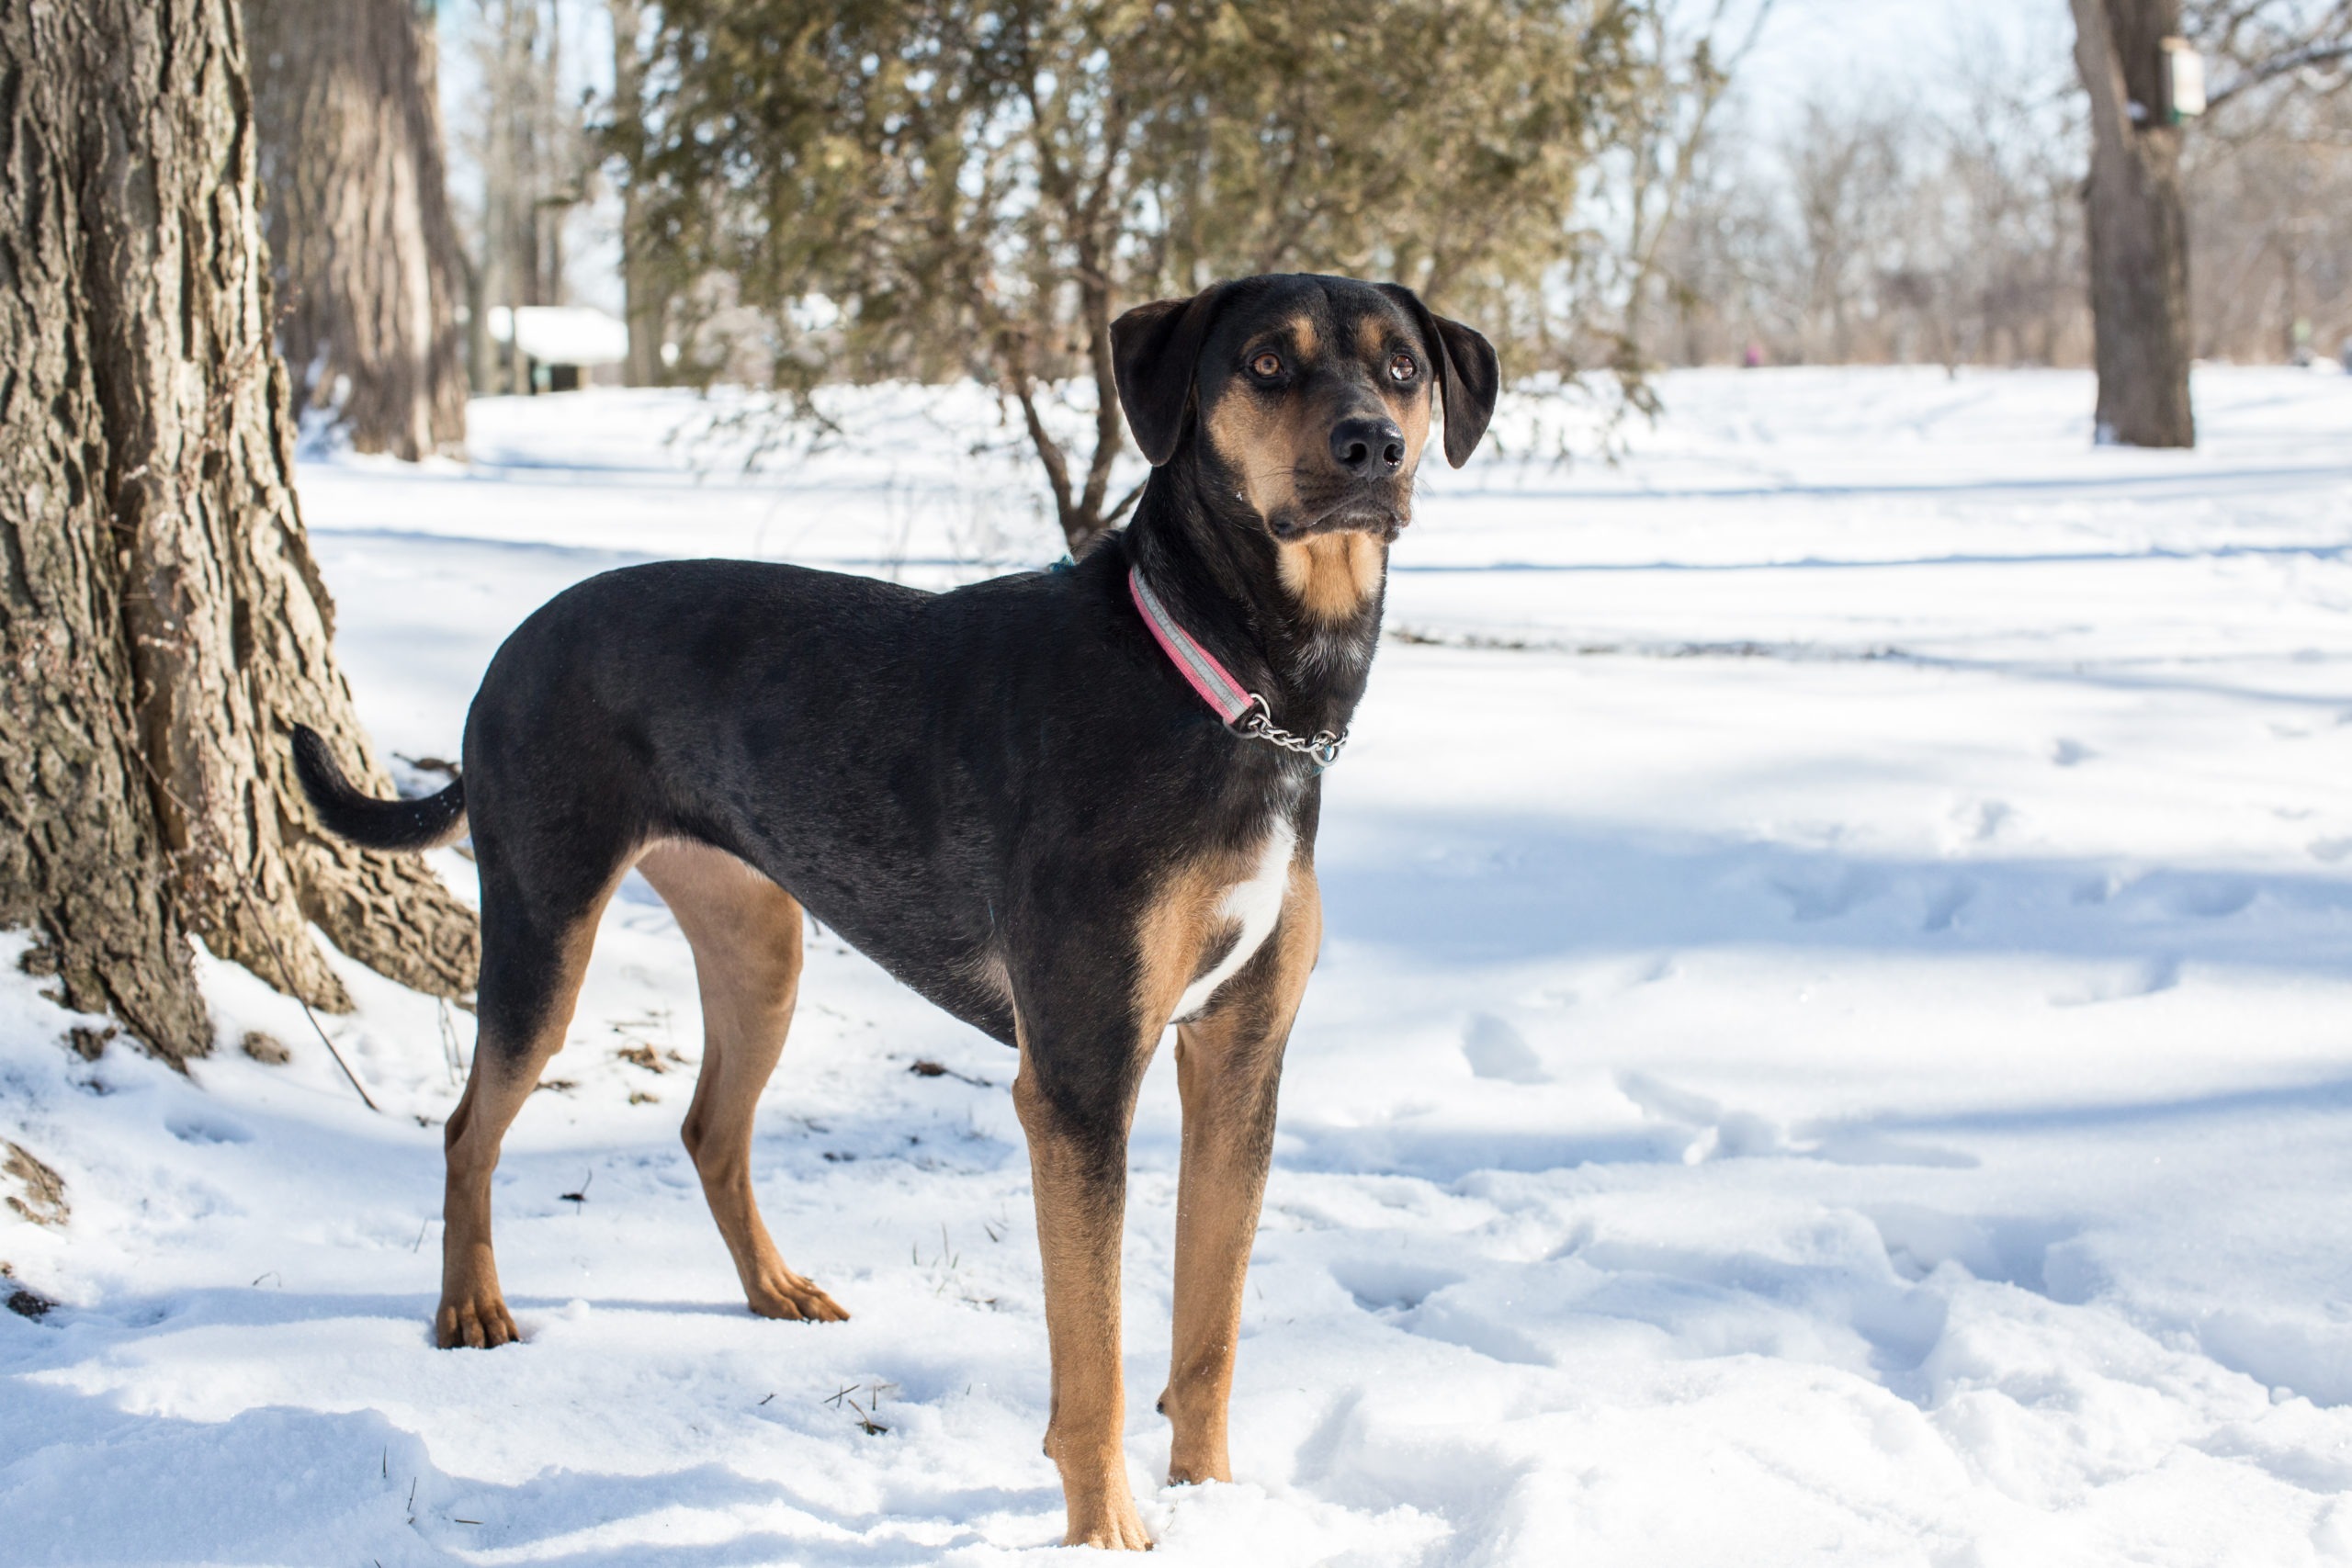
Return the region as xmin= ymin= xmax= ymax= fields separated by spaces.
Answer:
xmin=1127 ymin=565 xmax=1346 ymax=771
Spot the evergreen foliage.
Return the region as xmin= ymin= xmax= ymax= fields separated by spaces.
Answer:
xmin=623 ymin=1 xmax=1662 ymax=549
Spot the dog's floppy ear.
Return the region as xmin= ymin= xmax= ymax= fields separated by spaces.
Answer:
xmin=1111 ymin=283 xmax=1230 ymax=467
xmin=1377 ymin=284 xmax=1500 ymax=468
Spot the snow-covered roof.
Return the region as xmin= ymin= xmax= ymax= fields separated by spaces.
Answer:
xmin=487 ymin=305 xmax=628 ymax=367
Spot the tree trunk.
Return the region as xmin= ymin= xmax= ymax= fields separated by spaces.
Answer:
xmin=0 ymin=0 xmax=480 ymax=1069
xmin=474 ymin=0 xmax=568 ymax=395
xmin=247 ymin=0 xmax=469 ymax=460
xmin=478 ymin=3 xmax=521 ymax=396
xmin=610 ymin=0 xmax=666 ymax=389
xmin=2071 ymin=0 xmax=2197 ymax=446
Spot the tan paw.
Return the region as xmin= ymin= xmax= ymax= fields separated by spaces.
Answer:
xmin=1057 ymin=1467 xmax=1154 ymax=1552
xmin=435 ymin=1290 xmax=521 ymax=1348
xmin=1166 ymin=1456 xmax=1230 ymax=1487
xmin=746 ymin=1268 xmax=849 ymax=1323
xmin=1064 ymin=1495 xmax=1154 ymax=1551
xmin=1162 ymin=1393 xmax=1230 ymax=1485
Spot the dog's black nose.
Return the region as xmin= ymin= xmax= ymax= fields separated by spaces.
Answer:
xmin=1329 ymin=416 xmax=1405 ymax=477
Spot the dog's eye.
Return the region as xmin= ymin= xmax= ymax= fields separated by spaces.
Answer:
xmin=1388 ymin=352 xmax=1418 ymax=382
xmin=1249 ymin=351 xmax=1283 ymax=380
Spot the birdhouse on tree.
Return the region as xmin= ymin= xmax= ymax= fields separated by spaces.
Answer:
xmin=2160 ymin=38 xmax=2206 ymax=122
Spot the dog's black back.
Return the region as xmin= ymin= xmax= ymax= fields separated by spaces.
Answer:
xmin=457 ymin=548 xmax=1288 ymax=1055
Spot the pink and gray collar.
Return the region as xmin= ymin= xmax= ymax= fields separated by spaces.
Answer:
xmin=1127 ymin=566 xmax=1346 ymax=771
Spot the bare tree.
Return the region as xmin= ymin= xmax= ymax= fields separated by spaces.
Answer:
xmin=1939 ymin=40 xmax=2095 ymax=368
xmin=458 ymin=0 xmax=589 ymax=394
xmin=2190 ymin=0 xmax=2352 ymax=107
xmin=1647 ymin=135 xmax=1788 ymax=366
xmin=606 ymin=0 xmax=666 ymax=388
xmin=1636 ymin=6 xmax=2348 ymax=377
xmin=1 ymin=0 xmax=478 ymax=1066
xmin=2184 ymin=3 xmax=2352 ymax=361
xmin=1607 ymin=0 xmax=1779 ymax=375
xmin=1784 ymin=100 xmax=1914 ymax=363
xmin=248 ymin=0 xmax=470 ymax=459
xmin=2188 ymin=96 xmax=2352 ymax=359
xmin=2070 ymin=1 xmax=2352 ymax=442
xmin=2071 ymin=0 xmax=2197 ymax=446
xmin=1653 ymin=34 xmax=2093 ymax=374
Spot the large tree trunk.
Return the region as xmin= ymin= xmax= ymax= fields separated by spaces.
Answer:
xmin=247 ymin=0 xmax=469 ymax=460
xmin=2071 ymin=0 xmax=2197 ymax=447
xmin=0 ymin=0 xmax=480 ymax=1068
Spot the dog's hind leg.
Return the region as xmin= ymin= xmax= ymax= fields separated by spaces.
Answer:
xmin=637 ymin=840 xmax=846 ymax=1323
xmin=1160 ymin=865 xmax=1320 ymax=1486
xmin=439 ymin=866 xmax=618 ymax=1349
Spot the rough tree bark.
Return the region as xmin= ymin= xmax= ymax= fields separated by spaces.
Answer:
xmin=0 ymin=0 xmax=480 ymax=1068
xmin=2071 ymin=0 xmax=2198 ymax=446
xmin=247 ymin=0 xmax=469 ymax=459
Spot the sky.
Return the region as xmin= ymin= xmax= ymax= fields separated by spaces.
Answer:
xmin=1730 ymin=0 xmax=2074 ymax=130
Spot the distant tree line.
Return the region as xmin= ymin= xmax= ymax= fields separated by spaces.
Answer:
xmin=1641 ymin=2 xmax=2351 ymax=399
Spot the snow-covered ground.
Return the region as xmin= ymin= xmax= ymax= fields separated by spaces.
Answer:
xmin=7 ymin=365 xmax=2352 ymax=1565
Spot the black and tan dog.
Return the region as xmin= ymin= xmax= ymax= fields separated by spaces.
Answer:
xmin=294 ymin=272 xmax=1496 ymax=1550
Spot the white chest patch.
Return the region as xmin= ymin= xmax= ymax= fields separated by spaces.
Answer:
xmin=1173 ymin=817 xmax=1298 ymax=1023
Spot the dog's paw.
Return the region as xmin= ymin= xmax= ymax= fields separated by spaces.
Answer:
xmin=1166 ymin=1457 xmax=1230 ymax=1486
xmin=746 ymin=1269 xmax=850 ymax=1323
xmin=1064 ymin=1496 xmax=1153 ymax=1551
xmin=435 ymin=1290 xmax=521 ymax=1348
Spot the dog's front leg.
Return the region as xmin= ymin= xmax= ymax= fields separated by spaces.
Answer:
xmin=1163 ymin=867 xmax=1320 ymax=1486
xmin=1013 ymin=1047 xmax=1154 ymax=1551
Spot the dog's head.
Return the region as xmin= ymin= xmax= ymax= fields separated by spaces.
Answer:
xmin=1112 ymin=275 xmax=1498 ymax=570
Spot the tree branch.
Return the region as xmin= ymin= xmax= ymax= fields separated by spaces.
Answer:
xmin=1006 ymin=367 xmax=1079 ymax=546
xmin=2070 ymin=0 xmax=2140 ymax=151
xmin=1102 ymin=479 xmax=1148 ymax=529
xmin=2207 ymin=39 xmax=2352 ymax=108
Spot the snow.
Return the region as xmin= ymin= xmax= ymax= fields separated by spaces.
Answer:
xmin=8 ymin=364 xmax=2352 ymax=1565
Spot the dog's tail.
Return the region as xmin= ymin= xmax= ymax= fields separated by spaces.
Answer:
xmin=291 ymin=725 xmax=469 ymax=852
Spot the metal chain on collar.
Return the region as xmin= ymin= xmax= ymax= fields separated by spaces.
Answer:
xmin=1127 ymin=564 xmax=1349 ymax=773
xmin=1230 ymin=694 xmax=1347 ymax=773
